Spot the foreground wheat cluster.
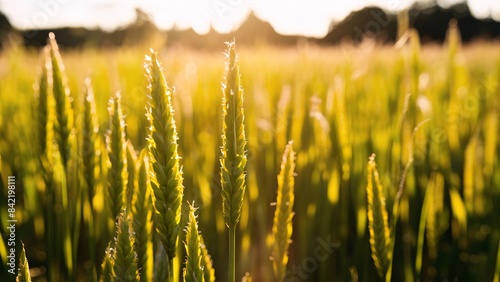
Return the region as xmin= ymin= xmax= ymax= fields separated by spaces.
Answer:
xmin=1 ymin=22 xmax=500 ymax=282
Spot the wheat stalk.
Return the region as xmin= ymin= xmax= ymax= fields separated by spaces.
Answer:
xmin=271 ymin=141 xmax=296 ymax=282
xmin=81 ymin=76 xmax=100 ymax=281
xmin=366 ymin=154 xmax=391 ymax=280
xmin=82 ymin=76 xmax=99 ymax=197
xmin=145 ymin=50 xmax=184 ymax=279
xmin=220 ymin=40 xmax=247 ymax=282
xmin=48 ymin=32 xmax=74 ymax=168
xmin=132 ymin=149 xmax=154 ymax=282
xmin=16 ymin=242 xmax=31 ymax=282
xmin=183 ymin=202 xmax=204 ymax=282
xmin=48 ymin=34 xmax=79 ymax=279
xmin=106 ymin=92 xmax=128 ymax=220
xmin=113 ymin=211 xmax=140 ymax=282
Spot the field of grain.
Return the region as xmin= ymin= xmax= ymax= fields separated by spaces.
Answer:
xmin=0 ymin=27 xmax=500 ymax=282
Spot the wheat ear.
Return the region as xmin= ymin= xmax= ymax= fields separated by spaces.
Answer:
xmin=48 ymin=32 xmax=74 ymax=167
xmin=16 ymin=243 xmax=31 ymax=282
xmin=220 ymin=40 xmax=247 ymax=282
xmin=80 ymin=76 xmax=100 ymax=281
xmin=200 ymin=235 xmax=216 ymax=282
xmin=113 ymin=211 xmax=140 ymax=281
xmin=82 ymin=76 xmax=99 ymax=198
xmin=366 ymin=154 xmax=391 ymax=280
xmin=100 ymin=243 xmax=114 ymax=282
xmin=183 ymin=202 xmax=204 ymax=282
xmin=106 ymin=92 xmax=128 ymax=220
xmin=271 ymin=141 xmax=296 ymax=282
xmin=145 ymin=50 xmax=184 ymax=279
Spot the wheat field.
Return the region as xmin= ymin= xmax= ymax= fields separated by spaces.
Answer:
xmin=0 ymin=27 xmax=500 ymax=282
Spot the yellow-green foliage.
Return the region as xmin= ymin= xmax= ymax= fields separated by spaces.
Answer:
xmin=2 ymin=29 xmax=500 ymax=282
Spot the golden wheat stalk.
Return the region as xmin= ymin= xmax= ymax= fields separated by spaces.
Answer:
xmin=183 ymin=202 xmax=204 ymax=282
xmin=271 ymin=141 xmax=296 ymax=282
xmin=113 ymin=211 xmax=140 ymax=281
xmin=366 ymin=154 xmax=391 ymax=280
xmin=106 ymin=92 xmax=128 ymax=220
xmin=132 ymin=149 xmax=154 ymax=282
xmin=145 ymin=50 xmax=184 ymax=278
xmin=220 ymin=40 xmax=247 ymax=282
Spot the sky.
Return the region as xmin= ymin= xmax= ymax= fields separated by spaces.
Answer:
xmin=1 ymin=0 xmax=500 ymax=38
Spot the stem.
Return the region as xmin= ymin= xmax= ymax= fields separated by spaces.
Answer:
xmin=229 ymin=226 xmax=236 ymax=282
xmin=168 ymin=256 xmax=174 ymax=282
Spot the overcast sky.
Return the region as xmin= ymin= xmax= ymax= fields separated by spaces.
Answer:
xmin=1 ymin=0 xmax=499 ymax=38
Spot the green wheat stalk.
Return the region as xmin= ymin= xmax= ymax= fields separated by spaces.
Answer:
xmin=271 ymin=141 xmax=296 ymax=282
xmin=35 ymin=48 xmax=59 ymax=280
xmin=48 ymin=32 xmax=74 ymax=168
xmin=200 ymin=235 xmax=215 ymax=282
xmin=106 ymin=92 xmax=128 ymax=220
xmin=220 ymin=40 xmax=247 ymax=282
xmin=16 ymin=242 xmax=31 ymax=282
xmin=132 ymin=149 xmax=154 ymax=282
xmin=113 ymin=211 xmax=140 ymax=282
xmin=82 ymin=76 xmax=99 ymax=198
xmin=48 ymin=33 xmax=78 ymax=279
xmin=145 ymin=49 xmax=184 ymax=280
xmin=81 ymin=76 xmax=99 ymax=280
xmin=183 ymin=202 xmax=204 ymax=282
xmin=366 ymin=154 xmax=391 ymax=280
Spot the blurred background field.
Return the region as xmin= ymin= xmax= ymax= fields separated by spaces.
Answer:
xmin=1 ymin=1 xmax=500 ymax=281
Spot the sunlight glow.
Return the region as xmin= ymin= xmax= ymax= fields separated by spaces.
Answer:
xmin=0 ymin=0 xmax=499 ymax=37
